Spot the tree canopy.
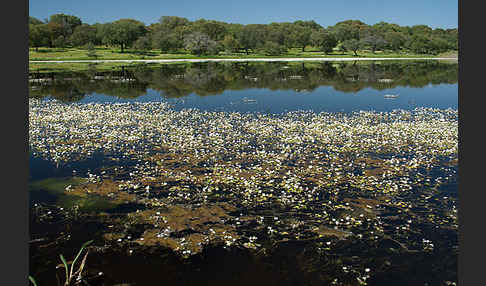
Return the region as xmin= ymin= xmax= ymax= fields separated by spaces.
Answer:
xmin=29 ymin=14 xmax=458 ymax=56
xmin=102 ymin=19 xmax=146 ymax=52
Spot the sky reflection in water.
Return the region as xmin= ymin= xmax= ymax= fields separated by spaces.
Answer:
xmin=78 ymin=84 xmax=456 ymax=114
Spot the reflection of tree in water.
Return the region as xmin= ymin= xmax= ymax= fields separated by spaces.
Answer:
xmin=152 ymin=79 xmax=194 ymax=98
xmin=91 ymin=74 xmax=149 ymax=99
xmin=148 ymin=64 xmax=220 ymax=98
xmin=184 ymin=63 xmax=228 ymax=96
xmin=29 ymin=61 xmax=458 ymax=101
xmin=184 ymin=64 xmax=216 ymax=87
xmin=50 ymin=85 xmax=86 ymax=102
xmin=28 ymin=79 xmax=87 ymax=102
xmin=98 ymin=82 xmax=148 ymax=99
xmin=148 ymin=65 xmax=192 ymax=98
xmin=28 ymin=68 xmax=151 ymax=100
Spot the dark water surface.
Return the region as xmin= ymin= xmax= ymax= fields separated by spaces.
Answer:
xmin=29 ymin=61 xmax=458 ymax=286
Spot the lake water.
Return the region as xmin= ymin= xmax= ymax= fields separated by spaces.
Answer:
xmin=29 ymin=60 xmax=458 ymax=286
xmin=30 ymin=60 xmax=457 ymax=112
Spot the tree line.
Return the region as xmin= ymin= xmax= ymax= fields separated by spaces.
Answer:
xmin=29 ymin=14 xmax=458 ymax=56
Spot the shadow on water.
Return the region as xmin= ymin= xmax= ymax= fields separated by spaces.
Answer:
xmin=30 ymin=235 xmax=457 ymax=286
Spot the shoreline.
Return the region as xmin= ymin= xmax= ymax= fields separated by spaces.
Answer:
xmin=30 ymin=57 xmax=458 ymax=63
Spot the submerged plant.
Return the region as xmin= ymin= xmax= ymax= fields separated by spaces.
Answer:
xmin=29 ymin=275 xmax=38 ymax=286
xmin=58 ymin=240 xmax=93 ymax=286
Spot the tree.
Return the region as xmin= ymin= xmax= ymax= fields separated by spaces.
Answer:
xmin=329 ymin=20 xmax=368 ymax=42
xmin=311 ymin=29 xmax=338 ymax=54
xmin=407 ymin=35 xmax=431 ymax=54
xmin=103 ymin=19 xmax=146 ymax=53
xmin=53 ymin=35 xmax=67 ymax=48
xmin=69 ymin=24 xmax=97 ymax=47
xmin=48 ymin=13 xmax=82 ymax=39
xmin=184 ymin=32 xmax=220 ymax=56
xmin=27 ymin=16 xmax=456 ymax=56
xmin=153 ymin=31 xmax=181 ymax=52
xmin=360 ymin=34 xmax=387 ymax=53
xmin=266 ymin=23 xmax=290 ymax=48
xmin=410 ymin=25 xmax=433 ymax=37
xmin=29 ymin=24 xmax=50 ymax=51
xmin=261 ymin=41 xmax=286 ymax=56
xmin=330 ymin=24 xmax=354 ymax=42
xmin=289 ymin=24 xmax=312 ymax=51
xmin=222 ymin=35 xmax=240 ymax=53
xmin=29 ymin=16 xmax=44 ymax=25
xmin=293 ymin=20 xmax=322 ymax=30
xmin=384 ymin=31 xmax=406 ymax=52
xmin=159 ymin=16 xmax=190 ymax=30
xmin=92 ymin=23 xmax=108 ymax=46
xmin=152 ymin=16 xmax=190 ymax=53
xmin=226 ymin=23 xmax=244 ymax=38
xmin=343 ymin=39 xmax=361 ymax=56
xmin=192 ymin=19 xmax=228 ymax=41
xmin=46 ymin=22 xmax=65 ymax=47
xmin=372 ymin=21 xmax=401 ymax=35
xmin=236 ymin=24 xmax=265 ymax=55
xmin=427 ymin=37 xmax=449 ymax=55
xmin=134 ymin=36 xmax=152 ymax=52
xmin=445 ymin=28 xmax=458 ymax=50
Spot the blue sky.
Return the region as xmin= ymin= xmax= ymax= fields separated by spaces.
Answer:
xmin=29 ymin=0 xmax=457 ymax=29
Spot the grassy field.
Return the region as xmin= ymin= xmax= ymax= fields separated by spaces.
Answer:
xmin=29 ymin=46 xmax=457 ymax=62
xmin=28 ymin=62 xmax=146 ymax=73
xmin=28 ymin=46 xmax=457 ymax=73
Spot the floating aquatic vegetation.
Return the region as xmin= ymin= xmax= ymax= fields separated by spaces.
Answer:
xmin=29 ymin=97 xmax=458 ymax=282
xmin=67 ymin=179 xmax=137 ymax=204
